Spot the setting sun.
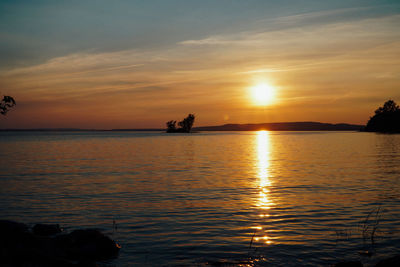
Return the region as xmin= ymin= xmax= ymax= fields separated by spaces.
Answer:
xmin=251 ymin=83 xmax=275 ymax=106
xmin=1 ymin=1 xmax=400 ymax=266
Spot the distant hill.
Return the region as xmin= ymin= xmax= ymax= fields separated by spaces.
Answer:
xmin=0 ymin=122 xmax=363 ymax=132
xmin=194 ymin=122 xmax=363 ymax=131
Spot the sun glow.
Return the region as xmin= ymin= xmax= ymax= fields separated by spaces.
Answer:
xmin=251 ymin=83 xmax=275 ymax=106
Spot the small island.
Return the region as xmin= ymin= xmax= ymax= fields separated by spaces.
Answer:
xmin=166 ymin=114 xmax=195 ymax=133
xmin=364 ymin=100 xmax=400 ymax=133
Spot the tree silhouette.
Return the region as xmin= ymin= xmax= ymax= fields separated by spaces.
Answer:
xmin=374 ymin=100 xmax=399 ymax=114
xmin=365 ymin=100 xmax=400 ymax=133
xmin=178 ymin=114 xmax=195 ymax=132
xmin=0 ymin=96 xmax=16 ymax=115
xmin=166 ymin=114 xmax=195 ymax=133
xmin=166 ymin=120 xmax=177 ymax=132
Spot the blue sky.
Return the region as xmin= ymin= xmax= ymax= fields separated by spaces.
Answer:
xmin=1 ymin=0 xmax=398 ymax=69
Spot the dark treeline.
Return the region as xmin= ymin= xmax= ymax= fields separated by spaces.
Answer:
xmin=364 ymin=100 xmax=400 ymax=133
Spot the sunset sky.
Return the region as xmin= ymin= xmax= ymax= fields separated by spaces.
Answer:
xmin=1 ymin=0 xmax=399 ymax=129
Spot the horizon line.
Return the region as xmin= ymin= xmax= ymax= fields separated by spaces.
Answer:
xmin=0 ymin=121 xmax=365 ymax=131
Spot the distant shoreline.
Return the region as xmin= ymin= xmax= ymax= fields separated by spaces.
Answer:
xmin=0 ymin=121 xmax=364 ymax=132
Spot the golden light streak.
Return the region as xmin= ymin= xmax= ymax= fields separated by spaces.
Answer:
xmin=257 ymin=130 xmax=272 ymax=206
xmin=250 ymin=130 xmax=275 ymax=245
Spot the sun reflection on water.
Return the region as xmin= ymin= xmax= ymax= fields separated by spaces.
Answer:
xmin=256 ymin=131 xmax=273 ymax=210
xmin=251 ymin=130 xmax=274 ymax=246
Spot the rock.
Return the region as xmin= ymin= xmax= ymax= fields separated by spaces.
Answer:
xmin=76 ymin=259 xmax=99 ymax=267
xmin=0 ymin=220 xmax=119 ymax=266
xmin=332 ymin=261 xmax=363 ymax=267
xmin=375 ymin=255 xmax=400 ymax=267
xmin=33 ymin=223 xmax=62 ymax=236
xmin=0 ymin=219 xmax=38 ymax=252
xmin=0 ymin=220 xmax=29 ymax=235
xmin=67 ymin=229 xmax=120 ymax=260
xmin=53 ymin=229 xmax=120 ymax=261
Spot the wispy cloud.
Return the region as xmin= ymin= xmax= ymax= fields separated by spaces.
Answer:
xmin=1 ymin=9 xmax=399 ymax=128
xmin=179 ymin=7 xmax=400 ymax=47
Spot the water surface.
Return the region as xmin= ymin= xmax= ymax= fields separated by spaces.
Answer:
xmin=0 ymin=131 xmax=399 ymax=266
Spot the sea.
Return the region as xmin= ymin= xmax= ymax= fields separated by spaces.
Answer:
xmin=0 ymin=131 xmax=399 ymax=266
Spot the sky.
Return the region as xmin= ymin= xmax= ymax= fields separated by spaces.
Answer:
xmin=0 ymin=0 xmax=399 ymax=129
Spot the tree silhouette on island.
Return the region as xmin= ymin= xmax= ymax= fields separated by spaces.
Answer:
xmin=365 ymin=100 xmax=400 ymax=133
xmin=166 ymin=114 xmax=195 ymax=133
xmin=0 ymin=96 xmax=16 ymax=115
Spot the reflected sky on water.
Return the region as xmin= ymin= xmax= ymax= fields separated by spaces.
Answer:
xmin=1 ymin=131 xmax=400 ymax=266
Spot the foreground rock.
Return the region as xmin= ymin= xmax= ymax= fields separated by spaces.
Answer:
xmin=55 ymin=229 xmax=121 ymax=261
xmin=33 ymin=223 xmax=62 ymax=236
xmin=331 ymin=261 xmax=363 ymax=267
xmin=0 ymin=220 xmax=120 ymax=266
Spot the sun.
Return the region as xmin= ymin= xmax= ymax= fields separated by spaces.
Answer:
xmin=251 ymin=83 xmax=275 ymax=106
